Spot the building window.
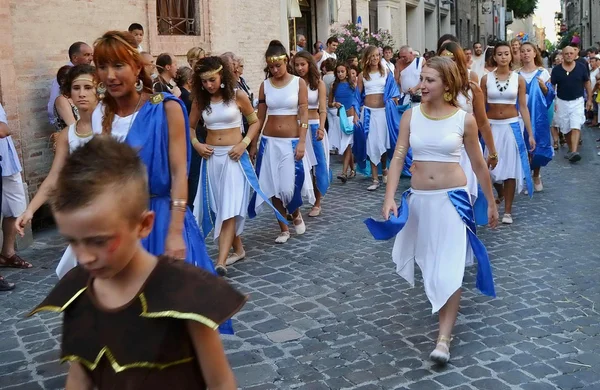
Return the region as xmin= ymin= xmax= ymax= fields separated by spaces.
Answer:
xmin=157 ymin=0 xmax=199 ymax=35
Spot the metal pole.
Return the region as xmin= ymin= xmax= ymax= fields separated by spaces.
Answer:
xmin=437 ymin=0 xmax=441 ymax=37
xmin=351 ymin=0 xmax=357 ymax=23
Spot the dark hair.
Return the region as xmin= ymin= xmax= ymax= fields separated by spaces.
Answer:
xmin=473 ymin=41 xmax=482 ymax=48
xmin=57 ymin=65 xmax=73 ymax=95
xmin=484 ymin=47 xmax=495 ymax=67
xmin=437 ymin=34 xmax=458 ymax=51
xmin=62 ymin=64 xmax=97 ymax=97
xmin=326 ymin=36 xmax=339 ymax=46
xmin=192 ymin=56 xmax=236 ymax=115
xmin=128 ymin=23 xmax=144 ymax=32
xmin=293 ymin=51 xmax=320 ymax=91
xmin=438 ymin=42 xmax=470 ymax=103
xmin=383 ymin=46 xmax=393 ymax=52
xmin=463 ymin=47 xmax=472 ymax=52
xmin=491 ymin=41 xmax=512 ymax=67
xmin=322 ymin=58 xmax=336 ymax=72
xmin=93 ymin=31 xmax=153 ymax=134
xmin=175 ymin=66 xmax=193 ymax=88
xmin=332 ymin=62 xmax=355 ymax=96
xmin=264 ymin=40 xmax=291 ymax=78
xmin=50 ymin=136 xmax=149 ymax=223
xmin=68 ymin=42 xmax=87 ymax=61
xmin=156 ymin=53 xmax=174 ymax=73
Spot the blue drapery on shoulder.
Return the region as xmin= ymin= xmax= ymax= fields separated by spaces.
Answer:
xmin=524 ymin=70 xmax=555 ymax=169
xmin=364 ymin=189 xmax=495 ymax=298
xmin=125 ymin=92 xmax=234 ymax=335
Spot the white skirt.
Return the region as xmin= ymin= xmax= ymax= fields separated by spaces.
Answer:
xmin=392 ymin=187 xmax=473 ymax=313
xmin=254 ymin=135 xmax=315 ymax=214
xmin=193 ymin=146 xmax=250 ymax=241
xmin=458 ymin=145 xmax=481 ymax=203
xmin=327 ymin=108 xmax=341 ymax=152
xmin=364 ymin=106 xmax=390 ymax=163
xmin=56 ymin=245 xmax=77 ymax=279
xmin=305 ymin=119 xmax=331 ymax=170
xmin=327 ymin=110 xmax=354 ymax=153
xmin=486 ymin=118 xmax=526 ymax=194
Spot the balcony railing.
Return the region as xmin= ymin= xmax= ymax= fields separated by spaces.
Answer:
xmin=157 ymin=16 xmax=197 ymax=35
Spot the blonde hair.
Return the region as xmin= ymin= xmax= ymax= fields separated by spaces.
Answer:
xmin=422 ymin=56 xmax=463 ymax=107
xmin=361 ymin=46 xmax=385 ymax=81
xmin=187 ymin=47 xmax=205 ymax=67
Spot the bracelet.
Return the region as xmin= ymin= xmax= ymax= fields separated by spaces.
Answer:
xmin=300 ymin=123 xmax=308 ymax=129
xmin=488 ymin=153 xmax=498 ymax=160
xmin=241 ymin=136 xmax=251 ymax=146
xmin=191 ymin=138 xmax=200 ymax=145
xmin=170 ymin=199 xmax=187 ymax=210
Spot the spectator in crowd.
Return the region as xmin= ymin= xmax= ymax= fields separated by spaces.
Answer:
xmin=313 ymin=40 xmax=323 ymax=55
xmin=153 ymin=53 xmax=181 ymax=97
xmin=382 ymin=46 xmax=395 ymax=74
xmin=463 ymin=46 xmax=473 ymax=68
xmin=0 ymin=103 xmax=33 ymax=276
xmin=315 ymin=37 xmax=338 ymax=69
xmin=128 ymin=23 xmax=144 ymax=52
xmin=296 ymin=34 xmax=306 ymax=52
xmin=141 ymin=52 xmax=158 ymax=80
xmin=47 ymin=42 xmax=93 ymax=126
xmin=187 ymin=47 xmax=206 ymax=70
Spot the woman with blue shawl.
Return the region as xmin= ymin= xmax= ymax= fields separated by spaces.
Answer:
xmin=90 ymin=31 xmax=233 ymax=334
xmin=519 ymin=42 xmax=555 ymax=192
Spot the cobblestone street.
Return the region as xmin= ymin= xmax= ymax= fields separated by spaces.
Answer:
xmin=2 ymin=129 xmax=600 ymax=390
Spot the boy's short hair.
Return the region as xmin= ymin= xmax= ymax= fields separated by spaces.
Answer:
xmin=383 ymin=46 xmax=393 ymax=52
xmin=50 ymin=136 xmax=149 ymax=223
xmin=156 ymin=53 xmax=174 ymax=71
xmin=128 ymin=23 xmax=144 ymax=32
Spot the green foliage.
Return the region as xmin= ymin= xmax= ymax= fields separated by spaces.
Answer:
xmin=544 ymin=39 xmax=555 ymax=53
xmin=330 ymin=23 xmax=395 ymax=62
xmin=507 ymin=0 xmax=538 ymax=19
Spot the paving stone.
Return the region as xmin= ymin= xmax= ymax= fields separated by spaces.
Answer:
xmin=267 ymin=328 xmax=303 ymax=343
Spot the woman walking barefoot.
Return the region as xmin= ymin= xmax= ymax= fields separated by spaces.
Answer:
xmin=367 ymin=57 xmax=498 ymax=365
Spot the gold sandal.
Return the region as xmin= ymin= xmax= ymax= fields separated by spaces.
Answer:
xmin=429 ymin=335 xmax=452 ymax=365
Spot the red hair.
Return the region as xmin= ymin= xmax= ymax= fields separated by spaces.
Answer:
xmin=93 ymin=31 xmax=153 ymax=134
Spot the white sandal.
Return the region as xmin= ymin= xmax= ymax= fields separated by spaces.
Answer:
xmin=275 ymin=231 xmax=290 ymax=244
xmin=429 ymin=336 xmax=451 ymax=365
xmin=367 ymin=180 xmax=380 ymax=191
xmin=293 ymin=214 xmax=306 ymax=235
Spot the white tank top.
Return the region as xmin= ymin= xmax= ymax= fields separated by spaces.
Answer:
xmin=364 ymin=71 xmax=386 ymax=95
xmin=91 ymin=103 xmax=138 ymax=142
xmin=486 ymin=71 xmax=519 ymax=105
xmin=307 ymin=87 xmax=319 ymax=110
xmin=317 ymin=50 xmax=337 ymax=70
xmin=67 ymin=122 xmax=96 ymax=153
xmin=409 ymin=106 xmax=466 ymax=163
xmin=400 ymin=58 xmax=423 ymax=93
xmin=202 ymin=99 xmax=242 ymax=130
xmin=264 ymin=76 xmax=300 ymax=115
xmin=457 ymin=89 xmax=474 ymax=114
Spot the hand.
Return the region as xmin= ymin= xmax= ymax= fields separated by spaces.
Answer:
xmin=249 ymin=144 xmax=257 ymax=162
xmin=165 ymin=230 xmax=186 ymax=260
xmin=15 ymin=210 xmax=34 ymax=237
xmin=409 ymin=162 xmax=416 ymax=174
xmin=486 ymin=155 xmax=498 ymax=170
xmin=316 ymin=128 xmax=325 ymax=141
xmin=487 ymin=204 xmax=499 ymax=229
xmin=382 ymin=197 xmax=398 ymax=220
xmin=335 ymin=102 xmax=342 ymax=108
xmin=295 ymin=142 xmax=305 ymax=161
xmin=586 ymin=100 xmax=594 ymax=111
xmin=528 ymin=135 xmax=536 ymax=152
xmin=353 ymin=116 xmax=358 ymax=125
xmin=228 ymin=142 xmax=247 ymax=161
xmin=195 ymin=143 xmax=214 ymax=159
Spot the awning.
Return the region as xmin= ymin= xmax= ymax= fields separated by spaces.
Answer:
xmin=288 ymin=0 xmax=302 ymax=18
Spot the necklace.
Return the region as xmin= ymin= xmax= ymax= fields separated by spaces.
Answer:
xmin=125 ymin=93 xmax=144 ymax=134
xmin=74 ymin=121 xmax=93 ymax=138
xmin=419 ymin=105 xmax=459 ymax=121
xmin=494 ymin=71 xmax=512 ymax=93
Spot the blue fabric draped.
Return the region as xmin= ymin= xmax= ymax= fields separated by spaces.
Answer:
xmin=198 ymin=151 xmax=287 ymax=239
xmin=364 ymin=188 xmax=495 ymax=298
xmin=509 ymin=121 xmax=534 ymax=198
xmin=524 ymin=70 xmax=555 ymax=169
xmin=125 ymin=93 xmax=233 ymax=335
xmin=248 ymin=137 xmax=305 ymax=217
xmin=309 ymin=123 xmax=330 ymax=195
xmin=473 ymin=185 xmax=489 ymax=226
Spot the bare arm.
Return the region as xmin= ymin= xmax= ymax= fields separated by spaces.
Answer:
xmin=470 ymin=82 xmax=497 ymax=163
xmin=357 ymin=73 xmax=364 ymax=96
xmin=470 ymin=71 xmax=479 ymax=85
xmin=54 ymin=96 xmax=77 ymax=127
xmin=313 ymin=51 xmax=324 ymax=62
xmin=0 ymin=122 xmax=10 ymax=138
xmin=187 ymin=321 xmax=237 ymax=390
xmin=296 ymin=78 xmax=309 ymax=160
xmin=317 ymin=80 xmax=327 ymax=130
xmin=249 ymin=82 xmax=266 ymax=159
xmin=237 ymin=90 xmax=260 ymax=142
xmin=65 ymin=362 xmax=93 ymax=390
xmin=585 ymin=80 xmax=593 ymax=108
xmin=165 ymin=100 xmax=188 ymax=258
xmin=382 ymin=109 xmax=412 ymax=219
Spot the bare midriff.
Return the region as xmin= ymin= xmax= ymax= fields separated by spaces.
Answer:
xmin=263 ymin=115 xmax=299 ymax=138
xmin=205 ymin=127 xmax=243 ymax=146
xmin=486 ymin=103 xmax=519 ymax=120
xmin=308 ymin=109 xmax=319 ymax=120
xmin=410 ymin=161 xmax=467 ymax=190
xmin=364 ymin=94 xmax=384 ymax=108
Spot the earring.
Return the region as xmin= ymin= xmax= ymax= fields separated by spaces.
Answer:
xmin=220 ymin=83 xmax=225 ymax=89
xmin=443 ymin=92 xmax=452 ymax=102
xmin=135 ymin=79 xmax=144 ymax=92
xmin=97 ymin=82 xmax=106 ymax=99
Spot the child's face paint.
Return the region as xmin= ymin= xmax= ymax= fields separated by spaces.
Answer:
xmin=108 ymin=235 xmax=122 ymax=253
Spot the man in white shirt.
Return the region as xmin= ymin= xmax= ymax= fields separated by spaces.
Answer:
xmin=471 ymin=42 xmax=485 ymax=79
xmin=47 ymin=42 xmax=93 ymax=126
xmin=315 ymin=37 xmax=339 ymax=70
xmin=395 ymin=46 xmax=423 ymax=106
xmin=381 ymin=46 xmax=395 ymax=74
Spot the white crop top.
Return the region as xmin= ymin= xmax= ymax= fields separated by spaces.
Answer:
xmin=486 ymin=71 xmax=519 ymax=105
xmin=307 ymin=87 xmax=319 ymax=109
xmin=457 ymin=90 xmax=474 ymax=114
xmin=264 ymin=76 xmax=300 ymax=115
xmin=91 ymin=103 xmax=137 ymax=142
xmin=409 ymin=106 xmax=466 ymax=163
xmin=202 ymin=100 xmax=242 ymax=130
xmin=364 ymin=71 xmax=386 ymax=95
xmin=67 ymin=122 xmax=98 ymax=154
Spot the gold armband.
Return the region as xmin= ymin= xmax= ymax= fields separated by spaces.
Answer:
xmin=241 ymin=136 xmax=251 ymax=146
xmin=245 ymin=112 xmax=258 ymax=125
xmin=488 ymin=153 xmax=498 ymax=160
xmin=191 ymin=138 xmax=200 ymax=145
xmin=170 ymin=199 xmax=187 ymax=211
xmin=300 ymin=123 xmax=308 ymax=129
xmin=394 ymin=145 xmax=407 ymax=160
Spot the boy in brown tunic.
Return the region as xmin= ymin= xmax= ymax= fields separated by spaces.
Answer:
xmin=29 ymin=137 xmax=246 ymax=389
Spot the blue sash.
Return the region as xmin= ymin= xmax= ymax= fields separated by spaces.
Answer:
xmin=248 ymin=137 xmax=305 ymax=217
xmin=509 ymin=121 xmax=534 ymax=197
xmin=339 ymin=106 xmax=354 ymax=135
xmin=364 ymin=188 xmax=495 ymax=298
xmin=199 ymin=151 xmax=287 ymax=238
xmin=524 ymin=70 xmax=555 ymax=169
xmin=473 ymin=184 xmax=489 ymax=226
xmin=309 ymin=123 xmax=331 ymax=196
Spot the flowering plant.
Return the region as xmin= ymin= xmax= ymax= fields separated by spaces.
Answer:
xmin=330 ymin=22 xmax=395 ymax=62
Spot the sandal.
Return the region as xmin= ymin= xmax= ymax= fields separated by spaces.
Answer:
xmin=553 ymin=141 xmax=559 ymax=150
xmin=337 ymin=173 xmax=348 ymax=183
xmin=293 ymin=214 xmax=306 ymax=234
xmin=308 ymin=206 xmax=321 ymax=217
xmin=0 ymin=254 xmax=32 ymax=269
xmin=495 ymin=196 xmax=504 ymax=205
xmin=429 ymin=335 xmax=452 ymax=365
xmin=215 ymin=265 xmax=227 ymax=277
xmin=0 ymin=276 xmax=15 ymax=291
xmin=275 ymin=231 xmax=291 ymax=244
xmin=367 ymin=180 xmax=380 ymax=191
xmin=348 ymin=170 xmax=356 ymax=179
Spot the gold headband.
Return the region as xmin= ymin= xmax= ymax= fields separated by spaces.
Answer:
xmin=441 ymin=51 xmax=455 ymax=58
xmin=73 ymin=75 xmax=95 ymax=84
xmin=267 ymin=54 xmax=287 ymax=63
xmin=200 ymin=65 xmax=223 ymax=79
